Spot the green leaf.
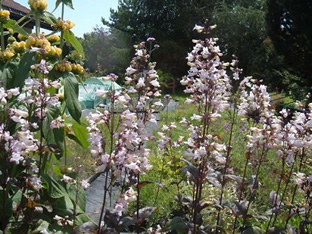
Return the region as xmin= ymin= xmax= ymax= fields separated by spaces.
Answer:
xmin=75 ymin=215 xmax=94 ymax=226
xmin=3 ymin=19 xmax=29 ymax=37
xmin=0 ymin=189 xmax=13 ymax=223
xmin=53 ymin=165 xmax=63 ymax=177
xmin=42 ymin=11 xmax=57 ymax=25
xmin=43 ymin=106 xmax=64 ymax=158
xmin=11 ymin=189 xmax=22 ymax=204
xmin=42 ymin=174 xmax=67 ymax=199
xmin=54 ymin=0 xmax=74 ymax=11
xmin=66 ymin=133 xmax=83 ymax=147
xmin=32 ymin=220 xmax=50 ymax=233
xmin=0 ymin=60 xmax=18 ymax=89
xmin=163 ymin=217 xmax=188 ymax=234
xmin=63 ymin=30 xmax=84 ymax=57
xmin=14 ymin=52 xmax=37 ymax=88
xmin=64 ymin=72 xmax=81 ymax=123
xmin=53 ymin=194 xmax=74 ymax=217
xmin=71 ymin=122 xmax=89 ymax=149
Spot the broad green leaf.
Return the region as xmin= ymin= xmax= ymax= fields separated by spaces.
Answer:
xmin=14 ymin=52 xmax=37 ymax=88
xmin=42 ymin=174 xmax=67 ymax=199
xmin=66 ymin=133 xmax=84 ymax=148
xmin=3 ymin=19 xmax=29 ymax=37
xmin=0 ymin=190 xmax=13 ymax=222
xmin=54 ymin=0 xmax=74 ymax=11
xmin=64 ymin=72 xmax=81 ymax=123
xmin=43 ymin=106 xmax=64 ymax=158
xmin=75 ymin=215 xmax=94 ymax=226
xmin=63 ymin=30 xmax=84 ymax=57
xmin=163 ymin=217 xmax=188 ymax=234
xmin=43 ymin=11 xmax=57 ymax=25
xmin=53 ymin=127 xmax=65 ymax=158
xmin=53 ymin=195 xmax=74 ymax=216
xmin=53 ymin=165 xmax=63 ymax=177
xmin=0 ymin=60 xmax=18 ymax=89
xmin=67 ymin=183 xmax=86 ymax=213
xmin=72 ymin=122 xmax=90 ymax=149
xmin=32 ymin=220 xmax=50 ymax=233
xmin=11 ymin=189 xmax=22 ymax=204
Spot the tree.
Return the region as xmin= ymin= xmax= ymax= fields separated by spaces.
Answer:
xmin=267 ymin=0 xmax=312 ymax=97
xmin=103 ymin=0 xmax=271 ymax=86
xmin=213 ymin=1 xmax=268 ymax=76
xmin=103 ymin=0 xmax=222 ymax=79
xmin=81 ymin=27 xmax=131 ymax=79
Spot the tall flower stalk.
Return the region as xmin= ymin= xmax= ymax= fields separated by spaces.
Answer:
xmin=180 ymin=21 xmax=234 ymax=232
xmin=87 ymin=38 xmax=161 ymax=232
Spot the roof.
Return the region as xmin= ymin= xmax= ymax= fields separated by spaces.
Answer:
xmin=2 ymin=0 xmax=52 ymax=30
xmin=3 ymin=0 xmax=30 ymax=16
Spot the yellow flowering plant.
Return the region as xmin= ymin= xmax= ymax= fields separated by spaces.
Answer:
xmin=0 ymin=0 xmax=90 ymax=233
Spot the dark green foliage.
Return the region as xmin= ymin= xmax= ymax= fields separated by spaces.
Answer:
xmin=81 ymin=27 xmax=131 ymax=79
xmin=267 ymin=0 xmax=312 ymax=97
xmin=102 ymin=0 xmax=274 ymax=86
xmin=64 ymin=72 xmax=81 ymax=123
xmin=102 ymin=0 xmax=223 ymax=78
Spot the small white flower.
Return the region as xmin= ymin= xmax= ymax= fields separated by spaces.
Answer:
xmin=193 ymin=24 xmax=204 ymax=33
xmin=81 ymin=179 xmax=90 ymax=189
xmin=191 ymin=114 xmax=202 ymax=121
xmin=150 ymin=79 xmax=160 ymax=87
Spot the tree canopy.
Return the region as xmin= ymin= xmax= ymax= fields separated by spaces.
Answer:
xmin=79 ymin=0 xmax=311 ymax=98
xmin=267 ymin=0 xmax=312 ymax=97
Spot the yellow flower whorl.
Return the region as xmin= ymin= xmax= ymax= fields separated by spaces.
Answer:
xmin=12 ymin=41 xmax=26 ymax=54
xmin=0 ymin=10 xmax=10 ymax=23
xmin=55 ymin=61 xmax=73 ymax=73
xmin=28 ymin=0 xmax=48 ymax=12
xmin=71 ymin=64 xmax=84 ymax=75
xmin=52 ymin=18 xmax=75 ymax=32
xmin=47 ymin=34 xmax=60 ymax=43
xmin=0 ymin=49 xmax=15 ymax=62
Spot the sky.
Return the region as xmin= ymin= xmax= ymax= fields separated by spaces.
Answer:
xmin=18 ymin=0 xmax=119 ymax=37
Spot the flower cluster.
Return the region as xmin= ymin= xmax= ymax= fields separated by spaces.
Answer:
xmin=86 ymin=39 xmax=161 ymax=227
xmin=12 ymin=41 xmax=27 ymax=54
xmin=0 ymin=9 xmax=10 ymax=23
xmin=28 ymin=0 xmax=48 ymax=13
xmin=180 ymin=32 xmax=231 ymax=119
xmin=47 ymin=34 xmax=60 ymax=43
xmin=54 ymin=60 xmax=83 ymax=73
xmin=0 ymin=48 xmax=14 ymax=62
xmin=52 ymin=18 xmax=75 ymax=32
xmin=238 ymin=77 xmax=272 ymax=122
xmin=112 ymin=187 xmax=137 ymax=216
xmin=26 ymin=33 xmax=51 ymax=51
